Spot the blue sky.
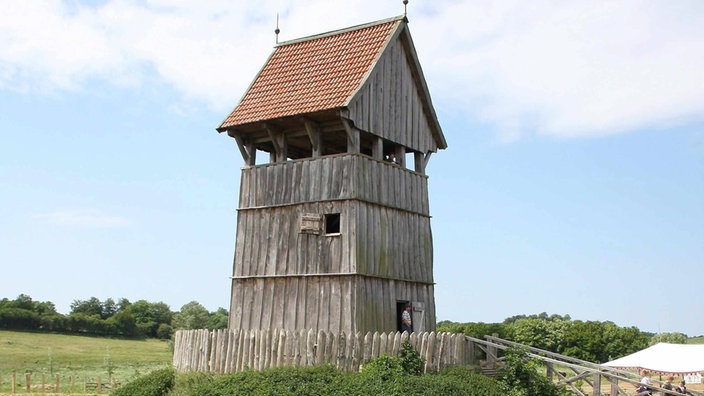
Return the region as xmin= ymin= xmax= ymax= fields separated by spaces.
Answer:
xmin=1 ymin=1 xmax=702 ymax=336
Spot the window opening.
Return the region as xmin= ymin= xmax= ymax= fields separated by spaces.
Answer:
xmin=324 ymin=213 xmax=340 ymax=235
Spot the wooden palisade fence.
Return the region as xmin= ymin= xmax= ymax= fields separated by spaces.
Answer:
xmin=173 ymin=329 xmax=475 ymax=374
xmin=174 ymin=329 xmax=702 ymax=396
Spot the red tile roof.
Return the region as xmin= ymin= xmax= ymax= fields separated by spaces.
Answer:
xmin=219 ymin=17 xmax=403 ymax=130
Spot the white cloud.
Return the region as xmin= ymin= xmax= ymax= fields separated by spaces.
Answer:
xmin=414 ymin=0 xmax=704 ymax=138
xmin=33 ymin=209 xmax=132 ymax=228
xmin=0 ymin=0 xmax=702 ymax=139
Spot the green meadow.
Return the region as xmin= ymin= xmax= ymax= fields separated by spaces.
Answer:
xmin=0 ymin=330 xmax=171 ymax=393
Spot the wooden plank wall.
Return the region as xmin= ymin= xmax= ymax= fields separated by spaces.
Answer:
xmin=229 ymin=276 xmax=354 ymax=334
xmin=230 ymin=154 xmax=435 ymax=334
xmin=238 ymin=154 xmax=429 ymax=215
xmin=233 ymin=154 xmax=432 ymax=280
xmin=232 ymin=200 xmax=432 ymax=281
xmin=353 ymin=200 xmax=433 ymax=282
xmin=229 ymin=276 xmax=434 ymax=334
xmin=232 ymin=201 xmax=350 ymax=278
xmin=173 ymin=329 xmax=471 ymax=374
xmin=347 ymin=36 xmax=437 ymax=153
xmin=355 ymin=277 xmax=435 ymax=334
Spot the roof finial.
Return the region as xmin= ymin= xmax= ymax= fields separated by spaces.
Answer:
xmin=275 ymin=13 xmax=280 ymax=44
xmin=403 ymin=0 xmax=409 ymax=21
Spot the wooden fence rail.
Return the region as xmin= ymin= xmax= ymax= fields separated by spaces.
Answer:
xmin=0 ymin=372 xmax=115 ymax=394
xmin=173 ymin=329 xmax=476 ymax=374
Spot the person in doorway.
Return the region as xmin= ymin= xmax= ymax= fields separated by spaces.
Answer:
xmin=636 ymin=369 xmax=653 ymax=395
xmin=401 ymin=305 xmax=412 ymax=334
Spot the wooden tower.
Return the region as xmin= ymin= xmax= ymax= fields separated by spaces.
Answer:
xmin=217 ymin=16 xmax=447 ymax=335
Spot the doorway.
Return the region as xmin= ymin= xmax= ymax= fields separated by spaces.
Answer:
xmin=396 ymin=300 xmax=411 ymax=332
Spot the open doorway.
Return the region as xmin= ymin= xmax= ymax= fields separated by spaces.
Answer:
xmin=396 ymin=300 xmax=411 ymax=333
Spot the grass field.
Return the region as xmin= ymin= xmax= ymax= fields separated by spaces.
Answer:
xmin=0 ymin=330 xmax=171 ymax=394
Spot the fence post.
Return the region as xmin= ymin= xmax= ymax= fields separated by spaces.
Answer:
xmin=55 ymin=374 xmax=60 ymax=393
xmin=42 ymin=371 xmax=46 ymax=390
xmin=97 ymin=375 xmax=102 ymax=393
xmin=592 ymin=372 xmax=601 ymax=396
xmin=487 ymin=333 xmax=498 ymax=370
xmin=609 ymin=376 xmax=619 ymax=396
xmin=12 ymin=372 xmax=16 ymax=393
xmin=25 ymin=372 xmax=31 ymax=393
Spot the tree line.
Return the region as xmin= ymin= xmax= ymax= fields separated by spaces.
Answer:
xmin=1 ymin=295 xmax=690 ymax=362
xmin=0 ymin=294 xmax=228 ymax=339
xmin=437 ymin=312 xmax=690 ymax=363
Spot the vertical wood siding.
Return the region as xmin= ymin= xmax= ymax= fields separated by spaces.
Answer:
xmin=238 ymin=154 xmax=429 ymax=215
xmin=230 ymin=154 xmax=435 ymax=334
xmin=229 ymin=275 xmax=435 ymax=334
xmin=347 ymin=35 xmax=437 ymax=153
xmin=173 ymin=329 xmax=471 ymax=374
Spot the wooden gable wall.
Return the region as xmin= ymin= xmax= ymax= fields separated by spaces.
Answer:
xmin=346 ymin=26 xmax=438 ymax=154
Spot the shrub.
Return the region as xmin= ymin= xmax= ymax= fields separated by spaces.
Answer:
xmin=169 ymin=372 xmax=214 ymax=396
xmin=111 ymin=367 xmax=175 ymax=396
xmin=193 ymin=365 xmax=344 ymax=396
xmin=361 ymin=355 xmax=406 ymax=380
xmin=497 ymin=347 xmax=570 ymax=396
xmin=406 ymin=366 xmax=503 ymax=396
xmin=183 ymin=364 xmax=504 ymax=396
xmin=156 ymin=323 xmax=173 ymax=339
xmin=399 ymin=340 xmax=424 ymax=375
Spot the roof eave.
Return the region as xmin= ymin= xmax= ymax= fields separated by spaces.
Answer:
xmin=216 ymin=47 xmax=280 ymax=133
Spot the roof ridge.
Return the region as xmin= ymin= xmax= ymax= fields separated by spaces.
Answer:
xmin=276 ymin=15 xmax=405 ymax=47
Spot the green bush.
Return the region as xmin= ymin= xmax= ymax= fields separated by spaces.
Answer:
xmin=169 ymin=372 xmax=214 ymax=396
xmin=111 ymin=367 xmax=175 ymax=396
xmin=183 ymin=364 xmax=503 ymax=395
xmin=193 ymin=365 xmax=344 ymax=396
xmin=358 ymin=355 xmax=406 ymax=394
xmin=497 ymin=347 xmax=570 ymax=396
xmin=361 ymin=355 xmax=406 ymax=380
xmin=404 ymin=366 xmax=503 ymax=396
xmin=399 ymin=340 xmax=424 ymax=375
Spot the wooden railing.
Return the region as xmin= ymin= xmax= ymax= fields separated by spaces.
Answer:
xmin=479 ymin=335 xmax=702 ymax=396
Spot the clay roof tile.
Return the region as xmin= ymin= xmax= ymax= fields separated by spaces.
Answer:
xmin=218 ymin=17 xmax=403 ymax=130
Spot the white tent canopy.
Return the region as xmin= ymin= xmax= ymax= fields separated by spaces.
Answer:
xmin=604 ymin=343 xmax=704 ymax=374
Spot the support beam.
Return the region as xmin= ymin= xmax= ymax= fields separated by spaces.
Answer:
xmin=372 ymin=137 xmax=383 ymax=161
xmin=228 ymin=130 xmax=256 ymax=166
xmin=264 ymin=123 xmax=287 ymax=163
xmin=303 ymin=119 xmax=323 ymax=158
xmin=394 ymin=146 xmax=406 ymax=168
xmin=414 ymin=151 xmax=433 ymax=174
xmin=341 ymin=118 xmax=360 ymax=154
